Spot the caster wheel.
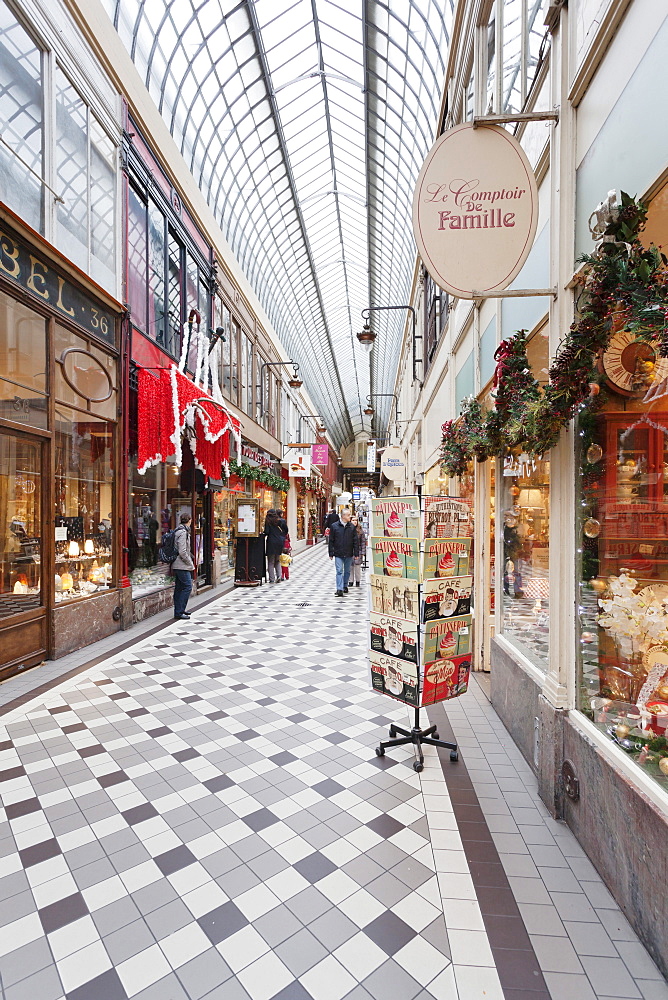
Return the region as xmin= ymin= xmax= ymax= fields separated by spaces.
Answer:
xmin=389 ymin=727 xmax=396 ymax=738
xmin=375 ymin=747 xmax=385 ymax=757
xmin=433 ymin=732 xmax=439 ymax=740
xmin=413 ymin=761 xmax=424 ymax=772
xmin=450 ymin=750 xmax=459 ymax=762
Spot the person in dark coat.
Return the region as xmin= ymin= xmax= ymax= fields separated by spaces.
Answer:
xmin=264 ymin=511 xmax=288 ymax=583
xmin=328 ymin=508 xmax=359 ymax=596
xmin=323 ymin=505 xmax=339 ymax=535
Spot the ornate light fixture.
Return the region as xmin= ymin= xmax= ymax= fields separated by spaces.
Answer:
xmin=356 ymin=321 xmax=376 ymax=352
xmin=364 ymin=405 xmax=375 ymax=416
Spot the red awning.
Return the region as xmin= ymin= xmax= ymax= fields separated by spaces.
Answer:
xmin=137 ymin=365 xmax=241 ymax=480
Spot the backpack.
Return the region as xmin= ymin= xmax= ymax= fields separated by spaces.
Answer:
xmin=159 ymin=528 xmax=179 ymax=564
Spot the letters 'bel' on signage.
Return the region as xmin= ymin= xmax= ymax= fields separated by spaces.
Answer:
xmin=412 ymin=123 xmax=539 ymax=300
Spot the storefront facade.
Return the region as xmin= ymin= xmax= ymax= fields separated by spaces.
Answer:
xmin=0 ymin=211 xmax=124 ymax=676
xmin=392 ymin=0 xmax=668 ymax=975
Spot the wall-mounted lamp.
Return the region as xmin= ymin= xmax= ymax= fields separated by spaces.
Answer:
xmin=361 ymin=305 xmax=421 ymax=383
xmin=207 ymin=326 xmax=226 ymax=354
xmin=356 ymin=321 xmax=376 ymax=352
xmin=259 ymin=361 xmax=302 ymax=416
xmin=364 ymin=405 xmax=375 ymax=417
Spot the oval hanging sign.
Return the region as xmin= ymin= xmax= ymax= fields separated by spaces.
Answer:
xmin=412 ymin=123 xmax=539 ymax=299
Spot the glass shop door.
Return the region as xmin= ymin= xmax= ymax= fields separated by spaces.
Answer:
xmin=0 ymin=429 xmax=48 ymax=678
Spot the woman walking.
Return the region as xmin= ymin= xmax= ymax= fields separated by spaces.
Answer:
xmin=349 ymin=514 xmax=367 ymax=588
xmin=264 ymin=510 xmax=287 ymax=583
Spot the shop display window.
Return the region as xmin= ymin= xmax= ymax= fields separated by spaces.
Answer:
xmin=0 ymin=292 xmax=48 ymax=429
xmin=0 ymin=5 xmax=43 ymax=234
xmin=500 ymin=453 xmax=550 ymax=667
xmin=54 ymin=407 xmax=115 ymax=602
xmin=0 ymin=431 xmax=42 ymax=618
xmin=128 ymin=458 xmax=181 ymax=596
xmin=578 ymin=389 xmax=668 ymax=791
xmin=297 ymin=497 xmax=305 ymax=540
xmin=213 ymin=490 xmax=237 ymax=574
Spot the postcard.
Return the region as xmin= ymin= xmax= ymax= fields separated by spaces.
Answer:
xmin=422 ymin=575 xmax=473 ymax=622
xmin=422 ymin=537 xmax=472 ymax=579
xmin=421 ymin=614 xmax=472 ymax=663
xmin=370 ymin=536 xmax=420 ymax=579
xmin=420 ymin=653 xmax=471 ymax=706
xmin=368 ymin=649 xmax=419 ymax=706
xmin=370 ymin=496 xmax=421 ymax=539
xmin=422 ymin=496 xmax=473 ymax=539
xmin=370 ymin=612 xmax=418 ymax=663
xmin=369 ymin=574 xmax=420 ymax=620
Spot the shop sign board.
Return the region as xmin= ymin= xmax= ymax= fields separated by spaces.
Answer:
xmin=285 ymin=446 xmax=311 ymax=477
xmin=412 ymin=123 xmax=539 ymax=299
xmin=366 ymin=440 xmax=377 ymax=473
xmin=0 ymin=224 xmax=116 ymax=343
xmin=379 ymin=447 xmax=406 ymax=481
xmin=311 ymin=443 xmax=329 ymax=466
xmin=241 ymin=443 xmax=274 ymax=468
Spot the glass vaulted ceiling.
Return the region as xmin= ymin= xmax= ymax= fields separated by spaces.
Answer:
xmin=103 ymin=0 xmax=455 ymax=447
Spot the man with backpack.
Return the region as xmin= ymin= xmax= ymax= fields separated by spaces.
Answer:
xmin=166 ymin=513 xmax=195 ymax=620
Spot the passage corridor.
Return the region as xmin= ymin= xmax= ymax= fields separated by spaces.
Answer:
xmin=0 ymin=547 xmax=664 ymax=1000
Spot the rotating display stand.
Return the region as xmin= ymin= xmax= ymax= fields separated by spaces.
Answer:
xmin=376 ymin=704 xmax=457 ymax=772
xmin=368 ymin=494 xmax=474 ymax=772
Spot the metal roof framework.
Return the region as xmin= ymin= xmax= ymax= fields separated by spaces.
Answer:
xmin=103 ymin=0 xmax=455 ymax=446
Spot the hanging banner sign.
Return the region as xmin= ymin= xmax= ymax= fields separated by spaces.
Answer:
xmin=311 ymin=443 xmax=329 ymax=466
xmin=366 ymin=441 xmax=377 ymax=473
xmin=412 ymin=123 xmax=539 ymax=299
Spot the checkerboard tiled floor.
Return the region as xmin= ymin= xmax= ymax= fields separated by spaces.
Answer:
xmin=0 ymin=547 xmax=665 ymax=1000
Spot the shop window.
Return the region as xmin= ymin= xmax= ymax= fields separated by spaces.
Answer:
xmin=54 ymin=324 xmax=118 ymax=421
xmin=54 ymin=407 xmax=115 ymax=602
xmin=55 ymin=68 xmax=116 ymax=288
xmin=240 ymin=332 xmax=253 ymax=415
xmin=127 ymin=186 xmax=148 ymax=333
xmin=148 ymin=199 xmax=167 ymax=348
xmin=500 ymin=324 xmax=550 ymax=667
xmin=0 ymin=292 xmax=48 ymax=429
xmin=167 ymin=232 xmax=183 ymax=358
xmin=577 ymin=294 xmax=668 ymax=788
xmin=484 ymin=0 xmax=548 ymax=116
xmin=455 ymin=352 xmax=474 ymax=411
xmin=128 ymin=457 xmax=180 ymax=596
xmin=0 ymin=430 xmax=42 ymax=617
xmin=218 ymin=299 xmax=232 ymax=398
xmin=0 ymin=6 xmax=43 ymax=233
xmin=230 ymin=319 xmax=239 ymax=403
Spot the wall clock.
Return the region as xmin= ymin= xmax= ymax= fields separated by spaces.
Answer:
xmin=601 ymin=331 xmax=668 ymax=396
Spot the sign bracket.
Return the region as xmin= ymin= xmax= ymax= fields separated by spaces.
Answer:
xmin=472 ymin=110 xmax=559 ymax=128
xmin=471 ymin=287 xmax=557 ymax=305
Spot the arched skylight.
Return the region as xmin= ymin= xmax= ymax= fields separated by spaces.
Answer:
xmin=102 ymin=0 xmax=454 ymax=446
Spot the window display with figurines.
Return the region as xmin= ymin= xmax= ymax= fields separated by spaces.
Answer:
xmin=127 ymin=458 xmax=180 ymax=596
xmin=0 ymin=431 xmax=43 ymax=618
xmin=54 ymin=408 xmax=115 ymax=602
xmin=578 ymin=399 xmax=668 ymax=790
xmin=500 ymin=452 xmax=550 ymax=668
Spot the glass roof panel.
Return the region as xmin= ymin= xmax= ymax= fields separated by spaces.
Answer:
xmin=101 ymin=0 xmax=454 ymax=445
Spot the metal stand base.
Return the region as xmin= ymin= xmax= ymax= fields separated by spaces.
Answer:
xmin=376 ymin=709 xmax=458 ymax=772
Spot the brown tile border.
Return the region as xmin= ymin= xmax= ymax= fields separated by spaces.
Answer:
xmin=428 ymin=702 xmax=551 ymax=999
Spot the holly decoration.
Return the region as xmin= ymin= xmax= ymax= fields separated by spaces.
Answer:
xmin=440 ymin=192 xmax=668 ymax=476
xmin=228 ymin=460 xmax=288 ymax=494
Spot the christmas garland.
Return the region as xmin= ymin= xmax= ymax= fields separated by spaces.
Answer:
xmin=228 ymin=460 xmax=288 ymax=493
xmin=440 ymin=193 xmax=668 ymax=476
